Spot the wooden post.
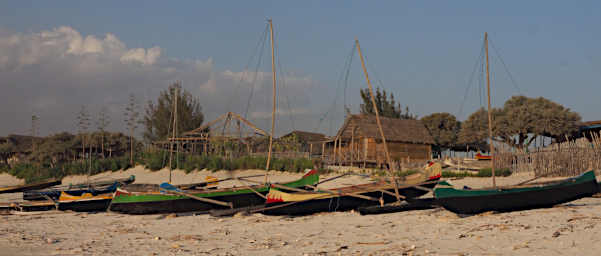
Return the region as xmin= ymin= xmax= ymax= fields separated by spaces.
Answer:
xmin=484 ymin=32 xmax=496 ymax=188
xmin=351 ymin=127 xmax=355 ymax=167
xmin=265 ymin=19 xmax=277 ymax=183
xmin=363 ymin=138 xmax=367 ymax=168
xmin=356 ymin=39 xmax=401 ymax=203
xmin=321 ymin=142 xmax=325 ymax=160
xmin=169 ymin=86 xmax=178 ymax=183
xmin=333 ymin=139 xmax=338 ymax=165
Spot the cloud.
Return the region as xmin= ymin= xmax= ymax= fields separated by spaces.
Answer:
xmin=0 ymin=26 xmax=316 ymax=137
xmin=120 ymin=46 xmax=161 ymax=65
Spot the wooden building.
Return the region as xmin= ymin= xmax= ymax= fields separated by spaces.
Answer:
xmin=325 ymin=114 xmax=434 ymax=167
xmin=156 ymin=112 xmax=270 ymax=158
xmin=278 ymin=130 xmax=328 ymax=157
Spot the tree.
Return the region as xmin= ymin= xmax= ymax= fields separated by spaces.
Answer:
xmin=124 ymin=94 xmax=140 ymax=166
xmin=359 ymin=87 xmax=416 ymax=119
xmin=96 ymin=107 xmax=110 ymax=158
xmin=29 ymin=132 xmax=76 ymax=168
xmin=76 ymin=105 xmax=91 ymax=161
xmin=143 ymin=82 xmax=204 ymax=142
xmin=421 ymin=113 xmax=461 ymax=154
xmin=0 ymin=141 xmax=15 ymax=168
xmin=459 ymin=96 xmax=581 ymax=149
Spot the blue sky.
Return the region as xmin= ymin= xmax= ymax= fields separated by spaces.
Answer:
xmin=0 ymin=1 xmax=600 ymax=136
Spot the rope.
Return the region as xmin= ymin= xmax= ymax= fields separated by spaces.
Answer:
xmin=274 ymin=36 xmax=296 ymax=131
xmin=457 ymin=40 xmax=486 ymax=119
xmin=225 ymin=23 xmax=269 ymax=115
xmin=243 ymin=25 xmax=269 ymax=120
xmin=314 ymin=43 xmax=356 ymax=134
xmin=489 ymin=38 xmax=522 ymax=94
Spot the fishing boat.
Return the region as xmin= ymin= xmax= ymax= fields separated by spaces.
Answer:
xmin=23 ymin=175 xmax=135 ymax=201
xmin=56 ymin=191 xmax=113 ymax=212
xmin=109 ymin=170 xmax=319 ymax=214
xmin=0 ymin=178 xmax=61 ymax=194
xmin=259 ymin=171 xmax=440 ymax=216
xmin=434 ymin=170 xmax=598 ymax=214
xmin=475 ymin=152 xmax=492 ymax=161
xmin=434 ymin=33 xmax=599 ymax=214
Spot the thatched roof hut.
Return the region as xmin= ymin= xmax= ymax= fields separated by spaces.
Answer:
xmin=327 ymin=114 xmax=434 ymax=165
xmin=335 ymin=114 xmax=434 ymax=145
xmin=280 ymin=130 xmax=328 ymax=143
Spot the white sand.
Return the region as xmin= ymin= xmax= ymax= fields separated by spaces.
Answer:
xmin=0 ymin=173 xmax=23 ymax=187
xmin=1 ymin=168 xmax=601 ymax=255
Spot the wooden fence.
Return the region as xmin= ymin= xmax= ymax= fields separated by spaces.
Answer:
xmin=495 ymin=132 xmax=601 ymax=177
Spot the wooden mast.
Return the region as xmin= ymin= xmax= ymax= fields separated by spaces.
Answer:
xmin=265 ymin=19 xmax=277 ymax=183
xmin=355 ymin=39 xmax=402 ymax=203
xmin=484 ymin=32 xmax=496 ymax=187
xmin=169 ymin=85 xmax=178 ymax=183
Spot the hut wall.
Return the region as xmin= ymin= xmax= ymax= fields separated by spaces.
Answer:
xmin=325 ymin=137 xmax=431 ymax=165
xmin=382 ymin=142 xmax=431 ymax=162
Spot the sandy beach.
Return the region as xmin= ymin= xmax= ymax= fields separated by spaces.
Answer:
xmin=1 ymin=167 xmax=601 ymax=255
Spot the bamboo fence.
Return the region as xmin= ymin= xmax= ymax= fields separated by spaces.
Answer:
xmin=495 ymin=132 xmax=601 ymax=177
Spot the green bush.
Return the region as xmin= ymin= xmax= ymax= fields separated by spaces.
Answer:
xmin=442 ymin=168 xmax=512 ymax=178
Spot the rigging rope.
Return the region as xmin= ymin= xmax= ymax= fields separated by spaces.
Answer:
xmin=227 ymin=24 xmax=269 ymax=115
xmin=274 ymin=35 xmax=296 ymax=131
xmin=457 ymin=40 xmax=486 ymax=119
xmin=243 ymin=25 xmax=269 ymax=120
xmin=314 ymin=43 xmax=356 ymax=135
xmin=488 ymin=38 xmax=522 ymax=94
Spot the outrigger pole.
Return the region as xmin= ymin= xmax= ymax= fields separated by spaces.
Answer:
xmin=265 ymin=19 xmax=277 ymax=183
xmin=355 ymin=39 xmax=402 ymax=203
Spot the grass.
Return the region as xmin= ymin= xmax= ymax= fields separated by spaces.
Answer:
xmin=442 ymin=168 xmax=512 ymax=178
xmin=0 ymin=150 xmax=317 ymax=183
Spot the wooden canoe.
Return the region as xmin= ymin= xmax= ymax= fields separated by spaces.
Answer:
xmin=259 ymin=172 xmax=441 ymax=216
xmin=109 ymin=170 xmax=319 ymax=215
xmin=434 ymin=170 xmax=599 ymax=214
xmin=0 ymin=179 xmax=61 ymax=194
xmin=56 ymin=192 xmax=113 ymax=212
xmin=23 ymin=175 xmax=135 ymax=201
xmin=475 ymin=153 xmax=492 ymax=161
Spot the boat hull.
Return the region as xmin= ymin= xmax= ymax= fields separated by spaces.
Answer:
xmin=0 ymin=179 xmax=61 ymax=194
xmin=23 ymin=176 xmax=135 ymax=201
xmin=110 ymin=192 xmax=268 ymax=214
xmin=357 ymin=198 xmax=438 ymax=215
xmin=57 ymin=198 xmax=112 ymax=212
xmin=109 ymin=171 xmax=319 ymax=214
xmin=434 ymin=171 xmax=599 ymax=214
xmin=261 ymin=180 xmax=439 ymax=216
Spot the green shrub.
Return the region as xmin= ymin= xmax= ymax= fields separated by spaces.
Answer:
xmin=442 ymin=168 xmax=512 ymax=178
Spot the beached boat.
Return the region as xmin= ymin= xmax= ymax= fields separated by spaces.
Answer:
xmin=56 ymin=191 xmax=113 ymax=212
xmin=259 ymin=171 xmax=440 ymax=216
xmin=0 ymin=179 xmax=61 ymax=194
xmin=109 ymin=170 xmax=319 ymax=214
xmin=475 ymin=152 xmax=492 ymax=161
xmin=432 ymin=33 xmax=600 ymax=215
xmin=434 ymin=170 xmax=599 ymax=214
xmin=23 ymin=175 xmax=135 ymax=201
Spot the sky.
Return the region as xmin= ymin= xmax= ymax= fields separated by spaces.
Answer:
xmin=0 ymin=1 xmax=600 ymax=137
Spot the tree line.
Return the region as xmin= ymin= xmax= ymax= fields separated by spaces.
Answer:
xmin=357 ymin=87 xmax=582 ymax=155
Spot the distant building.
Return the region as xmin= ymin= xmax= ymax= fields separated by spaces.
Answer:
xmin=578 ymin=120 xmax=601 ymax=140
xmin=278 ymin=130 xmax=328 ymax=156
